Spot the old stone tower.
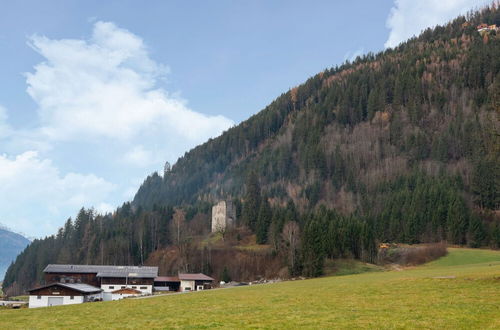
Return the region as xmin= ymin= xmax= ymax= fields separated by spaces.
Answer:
xmin=211 ymin=200 xmax=236 ymax=232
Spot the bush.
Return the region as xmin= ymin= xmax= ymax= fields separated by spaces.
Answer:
xmin=378 ymin=243 xmax=447 ymax=266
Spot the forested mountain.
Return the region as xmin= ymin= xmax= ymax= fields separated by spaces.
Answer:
xmin=3 ymin=5 xmax=500 ymax=295
xmin=0 ymin=225 xmax=30 ymax=281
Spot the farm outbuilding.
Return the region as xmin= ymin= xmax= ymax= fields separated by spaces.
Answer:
xmin=43 ymin=264 xmax=158 ymax=295
xmin=178 ymin=273 xmax=214 ymax=292
xmin=154 ymin=276 xmax=181 ymax=292
xmin=28 ymin=283 xmax=102 ymax=308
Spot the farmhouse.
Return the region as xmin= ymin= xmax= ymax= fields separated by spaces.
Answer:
xmin=28 ymin=264 xmax=158 ymax=307
xmin=28 ymin=283 xmax=102 ymax=308
xmin=28 ymin=264 xmax=214 ymax=308
xmin=43 ymin=264 xmax=158 ymax=295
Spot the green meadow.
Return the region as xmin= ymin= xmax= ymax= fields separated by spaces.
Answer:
xmin=1 ymin=248 xmax=499 ymax=329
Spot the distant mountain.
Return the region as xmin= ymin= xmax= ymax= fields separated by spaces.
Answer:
xmin=0 ymin=226 xmax=30 ymax=280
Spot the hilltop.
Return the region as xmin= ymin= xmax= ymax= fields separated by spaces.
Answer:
xmin=3 ymin=5 xmax=500 ymax=295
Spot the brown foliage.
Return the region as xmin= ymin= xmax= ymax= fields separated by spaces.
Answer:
xmin=378 ymin=243 xmax=448 ymax=266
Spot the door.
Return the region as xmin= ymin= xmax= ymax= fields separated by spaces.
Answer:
xmin=48 ymin=297 xmax=64 ymax=307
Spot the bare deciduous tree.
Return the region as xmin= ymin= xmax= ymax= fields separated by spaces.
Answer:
xmin=282 ymin=221 xmax=300 ymax=275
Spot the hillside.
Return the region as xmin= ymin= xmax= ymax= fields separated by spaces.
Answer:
xmin=3 ymin=5 xmax=500 ymax=295
xmin=1 ymin=248 xmax=499 ymax=328
xmin=0 ymin=227 xmax=30 ymax=281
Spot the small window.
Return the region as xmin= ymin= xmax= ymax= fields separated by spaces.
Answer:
xmin=37 ymin=296 xmax=41 ymax=300
xmin=185 ymin=287 xmax=191 ymax=291
xmin=140 ymin=286 xmax=147 ymax=290
xmin=109 ymin=286 xmax=114 ymax=289
xmin=121 ymin=286 xmax=126 ymax=289
xmin=132 ymin=286 xmax=137 ymax=289
xmin=70 ymin=296 xmax=74 ymax=300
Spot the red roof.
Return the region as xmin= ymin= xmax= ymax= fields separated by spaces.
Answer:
xmin=154 ymin=276 xmax=179 ymax=282
xmin=111 ymin=288 xmax=141 ymax=294
xmin=178 ymin=273 xmax=214 ymax=281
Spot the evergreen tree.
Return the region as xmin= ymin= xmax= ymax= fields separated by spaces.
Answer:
xmin=471 ymin=156 xmax=498 ymax=209
xmin=242 ymin=170 xmax=261 ymax=231
xmin=256 ymin=196 xmax=272 ymax=244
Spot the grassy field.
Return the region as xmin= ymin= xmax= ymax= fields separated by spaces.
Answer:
xmin=1 ymin=248 xmax=499 ymax=329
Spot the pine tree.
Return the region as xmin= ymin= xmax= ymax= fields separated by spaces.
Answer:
xmin=466 ymin=214 xmax=486 ymax=248
xmin=256 ymin=196 xmax=272 ymax=244
xmin=242 ymin=170 xmax=261 ymax=231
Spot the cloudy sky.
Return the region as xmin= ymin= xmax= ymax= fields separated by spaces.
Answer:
xmin=0 ymin=0 xmax=490 ymax=237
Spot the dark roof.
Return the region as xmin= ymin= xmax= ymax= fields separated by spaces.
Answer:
xmin=43 ymin=264 xmax=158 ymax=278
xmin=178 ymin=273 xmax=214 ymax=281
xmin=28 ymin=283 xmax=102 ymax=294
xmin=155 ymin=276 xmax=179 ymax=282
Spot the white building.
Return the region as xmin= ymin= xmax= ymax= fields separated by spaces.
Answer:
xmin=28 ymin=264 xmax=158 ymax=307
xmin=178 ymin=273 xmax=215 ymax=292
xmin=28 ymin=283 xmax=102 ymax=308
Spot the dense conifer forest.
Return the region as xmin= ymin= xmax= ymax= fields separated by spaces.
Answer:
xmin=3 ymin=5 xmax=499 ymax=295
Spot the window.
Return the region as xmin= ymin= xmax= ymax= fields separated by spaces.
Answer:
xmin=109 ymin=286 xmax=114 ymax=289
xmin=70 ymin=296 xmax=74 ymax=300
xmin=132 ymin=286 xmax=137 ymax=289
xmin=185 ymin=287 xmax=191 ymax=291
xmin=37 ymin=296 xmax=41 ymax=300
xmin=140 ymin=286 xmax=147 ymax=290
xmin=121 ymin=286 xmax=126 ymax=289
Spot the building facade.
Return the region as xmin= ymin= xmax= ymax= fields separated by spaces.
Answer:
xmin=28 ymin=264 xmax=159 ymax=307
xmin=178 ymin=273 xmax=215 ymax=292
xmin=28 ymin=283 xmax=102 ymax=308
xmin=43 ymin=264 xmax=158 ymax=295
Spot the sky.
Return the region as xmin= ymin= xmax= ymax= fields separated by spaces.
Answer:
xmin=0 ymin=0 xmax=490 ymax=238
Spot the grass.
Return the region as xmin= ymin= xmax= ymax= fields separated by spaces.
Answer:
xmin=1 ymin=248 xmax=499 ymax=329
xmin=323 ymin=258 xmax=383 ymax=276
xmin=8 ymin=295 xmax=28 ymax=302
xmin=235 ymin=244 xmax=272 ymax=252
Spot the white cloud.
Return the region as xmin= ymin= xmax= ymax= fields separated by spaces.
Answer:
xmin=123 ymin=145 xmax=157 ymax=167
xmin=0 ymin=21 xmax=235 ymax=237
xmin=0 ymin=105 xmax=12 ymax=138
xmin=343 ymin=47 xmax=365 ymax=63
xmin=95 ymin=202 xmax=115 ymax=215
xmin=385 ymin=0 xmax=491 ymax=48
xmin=25 ymin=21 xmax=233 ymax=142
xmin=0 ymin=151 xmax=115 ymax=236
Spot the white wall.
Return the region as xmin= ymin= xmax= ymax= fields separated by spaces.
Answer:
xmin=29 ymin=295 xmax=84 ymax=308
xmin=101 ymin=284 xmax=152 ymax=295
xmin=180 ymin=280 xmax=195 ymax=292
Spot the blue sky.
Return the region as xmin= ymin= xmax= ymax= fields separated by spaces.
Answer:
xmin=0 ymin=0 xmax=489 ymax=237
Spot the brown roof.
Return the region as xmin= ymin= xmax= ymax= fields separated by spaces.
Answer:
xmin=111 ymin=288 xmax=141 ymax=294
xmin=28 ymin=283 xmax=102 ymax=294
xmin=178 ymin=273 xmax=214 ymax=281
xmin=154 ymin=276 xmax=179 ymax=282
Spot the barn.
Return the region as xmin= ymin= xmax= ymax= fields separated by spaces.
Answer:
xmin=28 ymin=283 xmax=102 ymax=308
xmin=178 ymin=273 xmax=214 ymax=292
xmin=154 ymin=276 xmax=181 ymax=292
xmin=43 ymin=264 xmax=158 ymax=295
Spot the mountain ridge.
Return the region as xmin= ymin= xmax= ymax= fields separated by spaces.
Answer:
xmin=0 ymin=226 xmax=30 ymax=281
xmin=3 ymin=5 xmax=499 ymax=295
